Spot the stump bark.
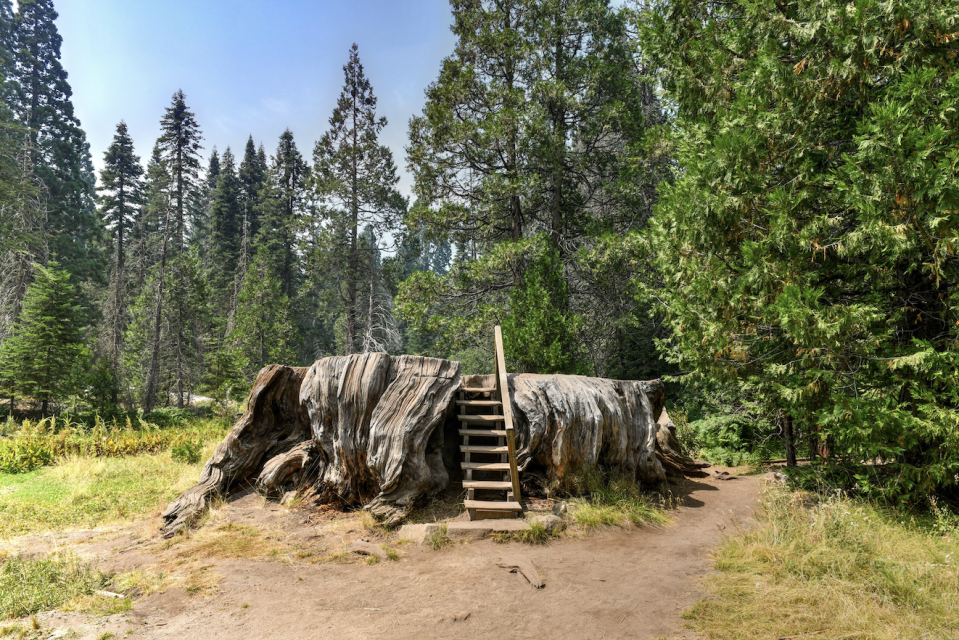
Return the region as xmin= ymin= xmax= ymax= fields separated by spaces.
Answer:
xmin=161 ymin=356 xmax=704 ymax=536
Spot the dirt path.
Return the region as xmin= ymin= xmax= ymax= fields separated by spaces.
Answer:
xmin=17 ymin=469 xmax=760 ymax=640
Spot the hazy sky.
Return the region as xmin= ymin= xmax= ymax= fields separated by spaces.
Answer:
xmin=54 ymin=0 xmax=458 ymax=198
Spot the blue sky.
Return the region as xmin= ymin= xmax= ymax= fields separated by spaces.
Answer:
xmin=54 ymin=0 xmax=458 ymax=197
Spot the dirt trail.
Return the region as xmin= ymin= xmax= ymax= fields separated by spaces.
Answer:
xmin=126 ymin=470 xmax=758 ymax=640
xmin=14 ymin=469 xmax=760 ymax=640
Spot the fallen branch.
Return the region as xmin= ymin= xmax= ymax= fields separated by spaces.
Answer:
xmin=496 ymin=557 xmax=545 ymax=589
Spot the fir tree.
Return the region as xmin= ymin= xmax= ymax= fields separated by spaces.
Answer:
xmin=96 ymin=120 xmax=143 ymax=381
xmin=238 ymin=135 xmax=266 ymax=242
xmin=209 ymin=146 xmax=242 ymax=293
xmin=0 ymin=262 xmax=85 ymax=415
xmin=10 ymin=0 xmax=99 ymax=281
xmin=259 ymin=129 xmax=308 ymax=298
xmin=231 ymin=248 xmax=298 ymax=377
xmin=157 ymin=89 xmax=203 ymax=251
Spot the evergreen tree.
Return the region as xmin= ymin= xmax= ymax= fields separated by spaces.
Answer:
xmin=209 ymin=146 xmax=242 ymax=293
xmin=259 ymin=129 xmax=308 ymax=298
xmin=0 ymin=262 xmax=84 ymax=415
xmin=230 ymin=248 xmax=298 ymax=378
xmin=156 ymin=89 xmax=203 ymax=408
xmin=238 ymin=135 xmax=266 ymax=242
xmin=312 ymin=44 xmax=404 ymax=354
xmin=642 ymin=0 xmax=959 ymax=497
xmin=96 ymin=120 xmax=143 ymax=383
xmin=157 ymin=89 xmax=203 ymax=250
xmin=10 ymin=0 xmax=99 ymax=281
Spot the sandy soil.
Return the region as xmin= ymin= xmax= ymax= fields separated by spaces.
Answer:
xmin=9 ymin=468 xmax=760 ymax=640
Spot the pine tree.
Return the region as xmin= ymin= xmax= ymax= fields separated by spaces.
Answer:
xmin=10 ymin=0 xmax=99 ymax=281
xmin=0 ymin=262 xmax=85 ymax=415
xmin=313 ymin=44 xmax=405 ymax=354
xmin=96 ymin=121 xmax=143 ymax=384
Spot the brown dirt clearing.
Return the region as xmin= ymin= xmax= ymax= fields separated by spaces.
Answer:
xmin=3 ymin=468 xmax=759 ymax=640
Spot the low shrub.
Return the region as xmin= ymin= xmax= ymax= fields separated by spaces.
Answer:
xmin=171 ymin=440 xmax=203 ymax=465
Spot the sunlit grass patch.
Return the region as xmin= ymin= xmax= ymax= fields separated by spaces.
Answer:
xmin=0 ymin=553 xmax=108 ymax=619
xmin=425 ymin=523 xmax=453 ymax=550
xmin=0 ymin=446 xmax=216 ymax=539
xmin=561 ymin=469 xmax=669 ymax=531
xmin=685 ymin=488 xmax=959 ymax=640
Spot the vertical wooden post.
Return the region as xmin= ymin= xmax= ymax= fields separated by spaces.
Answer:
xmin=494 ymin=325 xmax=522 ymax=503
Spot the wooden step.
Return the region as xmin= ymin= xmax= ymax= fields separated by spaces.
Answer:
xmin=464 ymin=499 xmax=522 ymax=512
xmin=461 ymin=461 xmax=511 ymax=471
xmin=458 ymin=414 xmax=505 ymax=422
xmin=455 ymin=399 xmax=502 ymax=406
xmin=462 ymin=480 xmax=513 ymax=490
xmin=462 ymin=387 xmax=496 ymax=394
xmin=460 ymin=445 xmax=508 ymax=453
xmin=458 ymin=429 xmax=508 ymax=437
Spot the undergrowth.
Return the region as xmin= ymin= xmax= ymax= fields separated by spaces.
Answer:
xmin=559 ymin=468 xmax=669 ymax=530
xmin=0 ymin=553 xmax=108 ymax=619
xmin=684 ymin=487 xmax=959 ymax=639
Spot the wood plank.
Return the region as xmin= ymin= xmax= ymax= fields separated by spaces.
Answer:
xmin=455 ymin=399 xmax=503 ymax=406
xmin=462 ymin=480 xmax=513 ymax=489
xmin=494 ymin=325 xmax=523 ymax=502
xmin=460 ymin=461 xmax=510 ymax=471
xmin=496 ymin=557 xmax=545 ymax=589
xmin=458 ymin=429 xmax=508 ymax=437
xmin=458 ymin=414 xmax=506 ymax=422
xmin=462 ymin=387 xmax=496 ymax=394
xmin=460 ymin=445 xmax=508 ymax=453
xmin=464 ymin=499 xmax=523 ymax=511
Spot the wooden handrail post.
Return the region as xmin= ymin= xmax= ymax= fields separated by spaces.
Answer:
xmin=494 ymin=325 xmax=522 ymax=503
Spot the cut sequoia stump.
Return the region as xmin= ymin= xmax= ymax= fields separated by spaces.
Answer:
xmin=161 ymin=365 xmax=310 ymax=536
xmin=161 ymin=356 xmax=704 ymax=537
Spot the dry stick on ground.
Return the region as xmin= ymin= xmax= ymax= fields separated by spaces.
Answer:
xmin=496 ymin=557 xmax=545 ymax=589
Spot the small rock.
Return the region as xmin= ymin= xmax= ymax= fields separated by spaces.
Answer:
xmin=761 ymin=471 xmax=787 ymax=484
xmin=396 ymin=523 xmax=439 ymax=545
xmin=552 ymin=502 xmax=568 ymax=516
xmin=531 ymin=514 xmax=565 ymax=535
xmin=451 ymin=611 xmax=471 ymax=622
xmin=280 ymin=490 xmax=297 ymax=506
xmin=348 ymin=540 xmax=388 ymax=560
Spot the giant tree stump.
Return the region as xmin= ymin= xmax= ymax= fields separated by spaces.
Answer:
xmin=161 ymin=355 xmax=705 ymax=537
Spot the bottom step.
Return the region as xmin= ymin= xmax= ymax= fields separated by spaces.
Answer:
xmin=465 ymin=499 xmax=523 ymax=512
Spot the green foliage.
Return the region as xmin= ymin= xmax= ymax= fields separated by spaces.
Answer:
xmin=641 ymin=0 xmax=959 ymax=501
xmin=0 ymin=438 xmax=53 ymax=474
xmin=560 ymin=467 xmax=668 ymax=529
xmin=0 ymin=262 xmax=86 ymax=414
xmin=502 ymin=240 xmax=589 ymax=374
xmin=0 ymin=553 xmax=108 ymax=619
xmin=688 ymin=414 xmax=777 ymax=467
xmin=171 ymin=439 xmax=202 ymax=465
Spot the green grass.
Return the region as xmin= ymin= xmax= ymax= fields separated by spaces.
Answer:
xmin=0 ymin=446 xmax=216 ymax=539
xmin=492 ymin=520 xmax=553 ymax=545
xmin=561 ymin=469 xmax=669 ymax=531
xmin=0 ymin=553 xmax=109 ymax=619
xmin=684 ymin=488 xmax=959 ymax=640
xmin=425 ymin=523 xmax=452 ymax=550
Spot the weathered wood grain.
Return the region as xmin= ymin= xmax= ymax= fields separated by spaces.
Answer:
xmin=161 ymin=364 xmax=310 ymax=536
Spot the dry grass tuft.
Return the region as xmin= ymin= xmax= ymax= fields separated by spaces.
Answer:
xmin=685 ymin=487 xmax=959 ymax=640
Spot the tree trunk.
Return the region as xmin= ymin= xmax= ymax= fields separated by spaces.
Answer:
xmin=143 ymin=203 xmax=171 ymax=413
xmin=163 ymin=356 xmax=704 ymax=536
xmin=783 ymin=414 xmax=797 ymax=468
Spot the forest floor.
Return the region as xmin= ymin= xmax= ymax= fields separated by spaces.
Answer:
xmin=0 ymin=466 xmax=760 ymax=640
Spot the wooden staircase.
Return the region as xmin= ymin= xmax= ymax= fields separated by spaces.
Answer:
xmin=458 ymin=326 xmax=522 ymax=520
